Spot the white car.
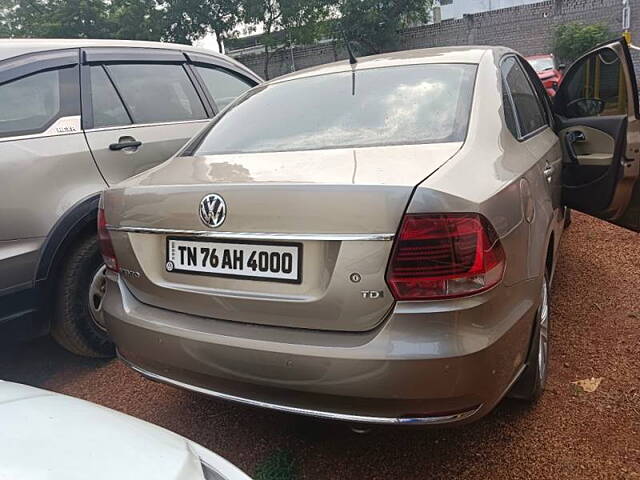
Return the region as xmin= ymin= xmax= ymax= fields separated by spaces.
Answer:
xmin=0 ymin=381 xmax=251 ymax=480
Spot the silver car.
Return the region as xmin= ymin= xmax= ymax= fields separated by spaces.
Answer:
xmin=101 ymin=40 xmax=640 ymax=425
xmin=0 ymin=39 xmax=260 ymax=357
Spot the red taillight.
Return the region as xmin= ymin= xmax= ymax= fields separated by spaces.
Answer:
xmin=98 ymin=207 xmax=119 ymax=272
xmin=386 ymin=213 xmax=505 ymax=300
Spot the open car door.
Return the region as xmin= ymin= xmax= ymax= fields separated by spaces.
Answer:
xmin=553 ymin=38 xmax=640 ymax=232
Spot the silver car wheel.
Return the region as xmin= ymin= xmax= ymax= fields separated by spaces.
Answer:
xmin=537 ymin=277 xmax=549 ymax=384
xmin=88 ymin=265 xmax=107 ymax=332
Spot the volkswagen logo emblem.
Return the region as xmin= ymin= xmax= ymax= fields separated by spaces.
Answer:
xmin=199 ymin=194 xmax=226 ymax=228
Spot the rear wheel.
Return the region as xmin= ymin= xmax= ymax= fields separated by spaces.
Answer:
xmin=51 ymin=233 xmax=115 ymax=358
xmin=509 ymin=273 xmax=550 ymax=401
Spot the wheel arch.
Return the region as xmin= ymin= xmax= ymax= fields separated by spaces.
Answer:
xmin=34 ymin=193 xmax=101 ymax=293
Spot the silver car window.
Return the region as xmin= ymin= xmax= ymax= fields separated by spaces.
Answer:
xmin=106 ymin=63 xmax=207 ymax=124
xmin=501 ymin=57 xmax=546 ymax=137
xmin=195 ymin=64 xmax=477 ymax=155
xmin=501 ymin=77 xmax=520 ymax=138
xmin=90 ymin=66 xmax=131 ymax=128
xmin=0 ymin=69 xmax=60 ymax=137
xmin=195 ymin=66 xmax=253 ymax=111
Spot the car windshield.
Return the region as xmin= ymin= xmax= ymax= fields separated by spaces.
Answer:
xmin=193 ymin=63 xmax=477 ymax=155
xmin=528 ymin=57 xmax=555 ymax=73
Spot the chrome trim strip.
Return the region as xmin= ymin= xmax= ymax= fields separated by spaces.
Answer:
xmin=107 ymin=225 xmax=395 ymax=241
xmin=118 ymin=352 xmax=482 ymax=425
xmin=84 ymin=118 xmax=210 ymax=133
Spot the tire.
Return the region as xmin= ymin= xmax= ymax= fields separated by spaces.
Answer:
xmin=508 ymin=273 xmax=550 ymax=401
xmin=51 ymin=233 xmax=115 ymax=358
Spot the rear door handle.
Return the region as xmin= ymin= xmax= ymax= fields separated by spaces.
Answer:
xmin=564 ymin=131 xmax=584 ymax=164
xmin=543 ymin=163 xmax=555 ymax=182
xmin=109 ymin=139 xmax=142 ymax=151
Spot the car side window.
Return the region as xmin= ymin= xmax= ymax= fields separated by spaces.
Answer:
xmin=195 ymin=66 xmax=253 ymax=111
xmin=502 ymin=78 xmax=520 ymax=138
xmin=105 ymin=63 xmax=207 ymax=124
xmin=558 ymin=48 xmax=627 ymax=118
xmin=501 ymin=56 xmax=546 ymax=138
xmin=0 ymin=67 xmax=75 ymax=138
xmin=90 ymin=66 xmax=131 ymax=128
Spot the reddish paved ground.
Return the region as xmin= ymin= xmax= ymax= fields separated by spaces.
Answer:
xmin=1 ymin=213 xmax=638 ymax=479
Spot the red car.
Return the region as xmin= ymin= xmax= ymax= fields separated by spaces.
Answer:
xmin=525 ymin=54 xmax=564 ymax=96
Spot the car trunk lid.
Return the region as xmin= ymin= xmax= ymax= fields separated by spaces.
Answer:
xmin=105 ymin=143 xmax=461 ymax=332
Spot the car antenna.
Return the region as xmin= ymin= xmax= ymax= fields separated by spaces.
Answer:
xmin=340 ymin=26 xmax=358 ymax=66
xmin=339 ymin=25 xmax=358 ymax=95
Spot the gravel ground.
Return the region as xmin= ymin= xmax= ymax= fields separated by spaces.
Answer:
xmin=1 ymin=213 xmax=638 ymax=479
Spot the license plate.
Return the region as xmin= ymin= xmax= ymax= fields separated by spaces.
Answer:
xmin=165 ymin=237 xmax=302 ymax=284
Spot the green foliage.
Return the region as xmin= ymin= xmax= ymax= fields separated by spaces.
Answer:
xmin=161 ymin=0 xmax=241 ymax=48
xmin=0 ymin=0 xmax=162 ymax=40
xmin=553 ymin=22 xmax=611 ymax=63
xmin=2 ymin=0 xmax=112 ymax=38
xmin=337 ymin=0 xmax=433 ymax=54
xmin=0 ymin=0 xmax=434 ymax=65
xmin=108 ymin=0 xmax=164 ymax=42
xmin=242 ymin=0 xmax=333 ymax=78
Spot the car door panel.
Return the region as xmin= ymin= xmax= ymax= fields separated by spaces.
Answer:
xmin=81 ymin=53 xmax=210 ymax=186
xmin=0 ymin=51 xmax=107 ymax=300
xmin=502 ymin=55 xmax=563 ymax=247
xmin=84 ymin=121 xmax=209 ymax=184
xmin=563 ymin=124 xmax=615 ymax=166
xmin=553 ymin=39 xmax=640 ymax=231
xmin=556 ymin=116 xmax=627 ymax=214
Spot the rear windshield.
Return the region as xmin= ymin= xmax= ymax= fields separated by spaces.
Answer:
xmin=193 ymin=63 xmax=477 ymax=155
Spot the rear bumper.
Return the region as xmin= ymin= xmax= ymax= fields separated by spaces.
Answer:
xmin=104 ymin=275 xmax=540 ymax=425
xmin=119 ymin=351 xmax=485 ymax=425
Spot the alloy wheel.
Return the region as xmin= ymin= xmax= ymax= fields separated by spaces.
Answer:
xmin=538 ymin=277 xmax=550 ymax=384
xmin=88 ymin=264 xmax=107 ymax=332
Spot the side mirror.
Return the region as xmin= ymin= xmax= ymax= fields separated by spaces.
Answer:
xmin=566 ymin=98 xmax=606 ymax=117
xmin=558 ymin=63 xmax=566 ymax=71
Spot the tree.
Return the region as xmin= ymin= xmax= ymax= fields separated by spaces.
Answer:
xmin=0 ymin=0 xmax=112 ymax=38
xmin=0 ymin=0 xmax=15 ymax=36
xmin=107 ymin=0 xmax=164 ymax=41
xmin=242 ymin=0 xmax=332 ymax=79
xmin=336 ymin=0 xmax=433 ymax=55
xmin=160 ymin=0 xmax=241 ymax=50
xmin=206 ymin=0 xmax=242 ymax=52
xmin=553 ymin=22 xmax=610 ymax=63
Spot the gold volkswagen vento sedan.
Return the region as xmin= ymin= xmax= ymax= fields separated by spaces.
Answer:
xmin=100 ymin=40 xmax=640 ymax=426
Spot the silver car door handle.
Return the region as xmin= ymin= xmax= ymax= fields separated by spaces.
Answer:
xmin=109 ymin=140 xmax=142 ymax=151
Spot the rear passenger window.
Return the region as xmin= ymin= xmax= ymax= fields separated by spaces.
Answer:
xmin=90 ymin=66 xmax=131 ymax=128
xmin=502 ymin=57 xmax=547 ymax=137
xmin=195 ymin=66 xmax=252 ymax=110
xmin=106 ymin=64 xmax=207 ymax=124
xmin=502 ymin=78 xmax=519 ymax=138
xmin=0 ymin=68 xmax=67 ymax=137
